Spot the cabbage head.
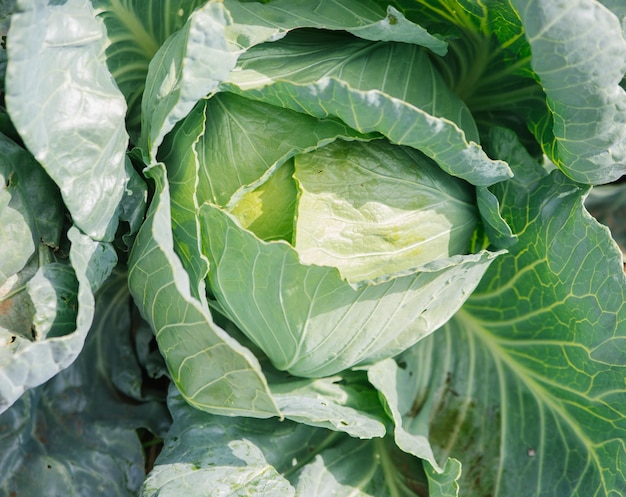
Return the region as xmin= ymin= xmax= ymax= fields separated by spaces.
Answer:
xmin=146 ymin=23 xmax=510 ymax=377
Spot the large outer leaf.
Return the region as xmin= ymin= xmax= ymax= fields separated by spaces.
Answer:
xmin=5 ymin=0 xmax=129 ymax=241
xmin=0 ymin=131 xmax=117 ymax=413
xmin=400 ymin=128 xmax=626 ymax=496
xmin=514 ymin=0 xmax=626 ymax=184
xmin=0 ymin=225 xmax=117 ymax=414
xmin=0 ymin=269 xmax=170 ymax=497
xmin=141 ymin=0 xmax=235 ymax=159
xmin=223 ymin=0 xmax=447 ymax=55
xmin=222 ymin=31 xmax=512 ymax=186
xmin=142 ymin=386 xmax=431 ymax=497
xmin=127 ymin=163 xmax=279 ymax=418
xmin=141 ymin=0 xmax=448 ymax=160
xmin=200 ymin=203 xmax=500 ymax=378
xmin=225 ymin=32 xmax=475 ymax=137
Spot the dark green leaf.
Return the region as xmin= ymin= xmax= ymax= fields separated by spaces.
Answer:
xmin=93 ymin=0 xmax=206 ymax=142
xmin=402 ymin=128 xmax=626 ymax=496
xmin=0 ymin=268 xmax=170 ymax=497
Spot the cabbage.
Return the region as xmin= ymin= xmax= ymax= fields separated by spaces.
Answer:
xmin=2 ymin=1 xmax=625 ymax=496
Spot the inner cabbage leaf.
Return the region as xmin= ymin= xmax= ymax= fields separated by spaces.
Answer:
xmin=228 ymin=158 xmax=298 ymax=243
xmin=293 ymin=139 xmax=477 ymax=282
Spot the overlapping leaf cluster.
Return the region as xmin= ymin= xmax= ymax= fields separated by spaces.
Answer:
xmin=0 ymin=1 xmax=625 ymax=496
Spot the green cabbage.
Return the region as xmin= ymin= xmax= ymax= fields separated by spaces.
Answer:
xmin=2 ymin=1 xmax=625 ymax=496
xmin=163 ymin=89 xmax=499 ymax=376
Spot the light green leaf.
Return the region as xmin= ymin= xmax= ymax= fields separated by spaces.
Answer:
xmin=204 ymin=314 xmax=389 ymax=439
xmin=294 ymin=139 xmax=478 ymax=282
xmin=222 ymin=30 xmax=512 ymax=186
xmin=515 ymin=0 xmax=626 ymax=184
xmin=0 ymin=268 xmax=170 ymax=497
xmin=229 ymin=157 xmax=298 ymax=242
xmin=268 ymin=371 xmax=387 ymax=439
xmin=141 ymin=1 xmax=236 ymax=159
xmin=226 ymin=31 xmax=475 ymax=136
xmin=223 ymin=0 xmax=447 ymax=54
xmin=200 ymin=203 xmax=500 ymax=377
xmin=5 ymin=0 xmax=129 ymax=241
xmin=194 ymin=93 xmax=370 ymax=207
xmin=143 ymin=386 xmax=431 ymax=497
xmin=141 ymin=0 xmax=447 ymax=160
xmin=403 ymin=127 xmax=626 ymax=496
xmin=128 ymin=163 xmax=280 ymax=418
